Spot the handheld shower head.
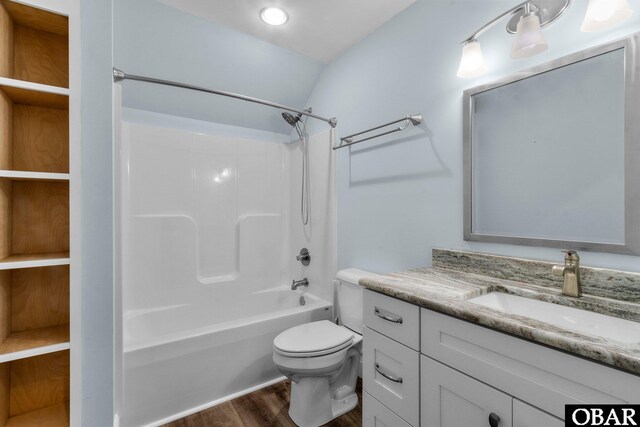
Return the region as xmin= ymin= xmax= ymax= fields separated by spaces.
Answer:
xmin=282 ymin=111 xmax=305 ymax=140
xmin=282 ymin=112 xmax=301 ymax=126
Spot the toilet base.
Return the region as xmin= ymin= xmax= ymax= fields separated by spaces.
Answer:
xmin=331 ymin=386 xmax=358 ymax=418
xmin=288 ymin=378 xmax=358 ymax=427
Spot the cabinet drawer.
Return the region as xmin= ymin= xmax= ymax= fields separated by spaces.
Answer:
xmin=364 ymin=392 xmax=413 ymax=427
xmin=421 ymin=355 xmax=512 ymax=427
xmin=421 ymin=308 xmax=640 ymax=419
xmin=363 ymin=327 xmax=420 ymax=426
xmin=364 ymin=289 xmax=420 ymax=350
xmin=513 ymin=400 xmax=563 ymax=427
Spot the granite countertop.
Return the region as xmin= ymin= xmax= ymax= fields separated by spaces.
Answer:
xmin=360 ymin=250 xmax=640 ymax=375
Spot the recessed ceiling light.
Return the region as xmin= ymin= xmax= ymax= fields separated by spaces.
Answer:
xmin=260 ymin=7 xmax=288 ymax=26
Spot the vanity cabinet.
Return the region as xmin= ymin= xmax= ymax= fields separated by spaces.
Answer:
xmin=362 ymin=289 xmax=640 ymax=427
xmin=421 ymin=356 xmax=512 ymax=427
xmin=421 ymin=308 xmax=639 ymax=420
xmin=363 ymin=290 xmax=420 ymax=426
xmin=421 ymin=356 xmax=565 ymax=427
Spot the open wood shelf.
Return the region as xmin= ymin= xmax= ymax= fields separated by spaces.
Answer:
xmin=0 ymin=253 xmax=69 ymax=270
xmin=0 ymin=78 xmax=68 ymax=110
xmin=5 ymin=401 xmax=69 ymax=427
xmin=0 ymin=2 xmax=71 ymax=425
xmin=0 ymin=264 xmax=69 ymax=358
xmin=0 ymin=324 xmax=69 ymax=363
xmin=0 ymin=170 xmax=68 ymax=181
xmin=0 ymin=0 xmax=68 ymax=89
xmin=0 ymin=179 xmax=70 ymax=269
xmin=0 ymin=84 xmax=69 ymax=175
xmin=0 ymin=350 xmax=70 ymax=426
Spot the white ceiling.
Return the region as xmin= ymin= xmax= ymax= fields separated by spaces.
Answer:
xmin=157 ymin=0 xmax=417 ymax=63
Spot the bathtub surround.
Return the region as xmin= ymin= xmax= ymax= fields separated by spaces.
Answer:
xmin=360 ymin=249 xmax=640 ymax=374
xmin=116 ymin=111 xmax=336 ymax=425
xmin=284 ymin=130 xmax=337 ymax=307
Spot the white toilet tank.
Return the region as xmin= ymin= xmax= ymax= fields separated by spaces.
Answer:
xmin=335 ymin=268 xmax=377 ymax=335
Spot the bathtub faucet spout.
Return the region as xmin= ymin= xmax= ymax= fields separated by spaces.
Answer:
xmin=291 ymin=278 xmax=309 ymax=291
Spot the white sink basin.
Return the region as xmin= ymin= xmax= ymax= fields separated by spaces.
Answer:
xmin=468 ymin=292 xmax=640 ymax=344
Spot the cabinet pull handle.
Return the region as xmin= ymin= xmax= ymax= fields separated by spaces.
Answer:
xmin=375 ymin=363 xmax=403 ymax=384
xmin=374 ymin=307 xmax=403 ymax=324
xmin=488 ymin=412 xmax=500 ymax=427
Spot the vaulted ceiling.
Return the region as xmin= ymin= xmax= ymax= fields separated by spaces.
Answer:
xmin=157 ymin=0 xmax=416 ymax=63
xmin=113 ymin=0 xmax=416 ymax=135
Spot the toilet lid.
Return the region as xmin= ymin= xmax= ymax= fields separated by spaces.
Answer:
xmin=273 ymin=320 xmax=354 ymax=357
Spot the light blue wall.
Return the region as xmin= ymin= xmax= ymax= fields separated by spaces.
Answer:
xmin=80 ymin=0 xmax=114 ymax=425
xmin=304 ymin=0 xmax=640 ymax=273
xmin=113 ymin=0 xmax=325 ymax=135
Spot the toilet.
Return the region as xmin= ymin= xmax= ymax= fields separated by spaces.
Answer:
xmin=272 ymin=268 xmax=372 ymax=427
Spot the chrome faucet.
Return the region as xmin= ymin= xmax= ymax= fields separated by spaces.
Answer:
xmin=291 ymin=278 xmax=309 ymax=291
xmin=296 ymin=248 xmax=311 ymax=266
xmin=552 ymin=250 xmax=581 ymax=297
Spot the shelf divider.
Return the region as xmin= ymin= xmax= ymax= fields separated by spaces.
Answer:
xmin=0 ymin=324 xmax=69 ymax=363
xmin=0 ymin=252 xmax=70 ymax=270
xmin=0 ymin=170 xmax=69 ymax=181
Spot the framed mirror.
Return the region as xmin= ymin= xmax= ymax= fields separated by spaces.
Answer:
xmin=463 ymin=33 xmax=640 ymax=254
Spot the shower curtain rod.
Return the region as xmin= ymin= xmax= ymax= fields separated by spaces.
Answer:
xmin=113 ymin=68 xmax=337 ymax=128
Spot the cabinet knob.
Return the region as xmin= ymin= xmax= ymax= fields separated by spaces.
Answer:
xmin=489 ymin=412 xmax=500 ymax=427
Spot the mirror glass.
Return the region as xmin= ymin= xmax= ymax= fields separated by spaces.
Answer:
xmin=464 ymin=35 xmax=640 ymax=254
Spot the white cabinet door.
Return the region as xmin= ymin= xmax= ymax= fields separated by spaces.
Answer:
xmin=421 ymin=356 xmax=512 ymax=427
xmin=513 ymin=400 xmax=563 ymax=427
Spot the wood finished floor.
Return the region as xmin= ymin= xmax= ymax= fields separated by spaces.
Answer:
xmin=164 ymin=379 xmax=363 ymax=427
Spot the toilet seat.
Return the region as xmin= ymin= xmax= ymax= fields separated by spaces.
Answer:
xmin=273 ymin=320 xmax=354 ymax=357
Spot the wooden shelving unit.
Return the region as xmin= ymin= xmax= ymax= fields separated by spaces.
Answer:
xmin=1 ymin=351 xmax=70 ymax=426
xmin=0 ymin=1 xmax=70 ymax=425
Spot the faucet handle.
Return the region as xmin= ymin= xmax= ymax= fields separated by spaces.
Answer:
xmin=296 ymin=248 xmax=311 ymax=266
xmin=561 ymin=250 xmax=580 ymax=262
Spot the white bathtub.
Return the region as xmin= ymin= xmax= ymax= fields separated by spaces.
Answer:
xmin=120 ymin=289 xmax=332 ymax=427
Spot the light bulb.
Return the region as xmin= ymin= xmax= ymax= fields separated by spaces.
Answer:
xmin=457 ymin=40 xmax=487 ymax=79
xmin=511 ymin=13 xmax=548 ymax=59
xmin=581 ymin=0 xmax=633 ymax=32
xmin=259 ymin=7 xmax=288 ymax=26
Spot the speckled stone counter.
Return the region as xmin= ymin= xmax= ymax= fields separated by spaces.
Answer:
xmin=360 ymin=249 xmax=640 ymax=375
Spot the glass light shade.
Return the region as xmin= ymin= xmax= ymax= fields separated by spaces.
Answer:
xmin=581 ymin=0 xmax=634 ymax=32
xmin=457 ymin=41 xmax=487 ymax=78
xmin=511 ymin=14 xmax=548 ymax=59
xmin=259 ymin=7 xmax=288 ymax=26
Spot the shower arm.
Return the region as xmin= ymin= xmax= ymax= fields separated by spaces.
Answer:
xmin=113 ymin=68 xmax=338 ymax=128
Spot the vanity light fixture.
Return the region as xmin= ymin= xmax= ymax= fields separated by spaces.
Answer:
xmin=259 ymin=7 xmax=288 ymax=26
xmin=457 ymin=40 xmax=487 ymax=78
xmin=457 ymin=0 xmax=569 ymax=79
xmin=456 ymin=0 xmax=637 ymax=78
xmin=510 ymin=3 xmax=548 ymax=58
xmin=581 ymin=0 xmax=634 ymax=32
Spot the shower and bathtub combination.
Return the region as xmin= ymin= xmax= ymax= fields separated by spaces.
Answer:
xmin=114 ymin=75 xmax=338 ymax=426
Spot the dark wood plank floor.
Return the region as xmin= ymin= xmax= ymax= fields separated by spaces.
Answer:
xmin=164 ymin=379 xmax=363 ymax=427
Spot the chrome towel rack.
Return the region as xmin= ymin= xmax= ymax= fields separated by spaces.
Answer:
xmin=333 ymin=114 xmax=422 ymax=150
